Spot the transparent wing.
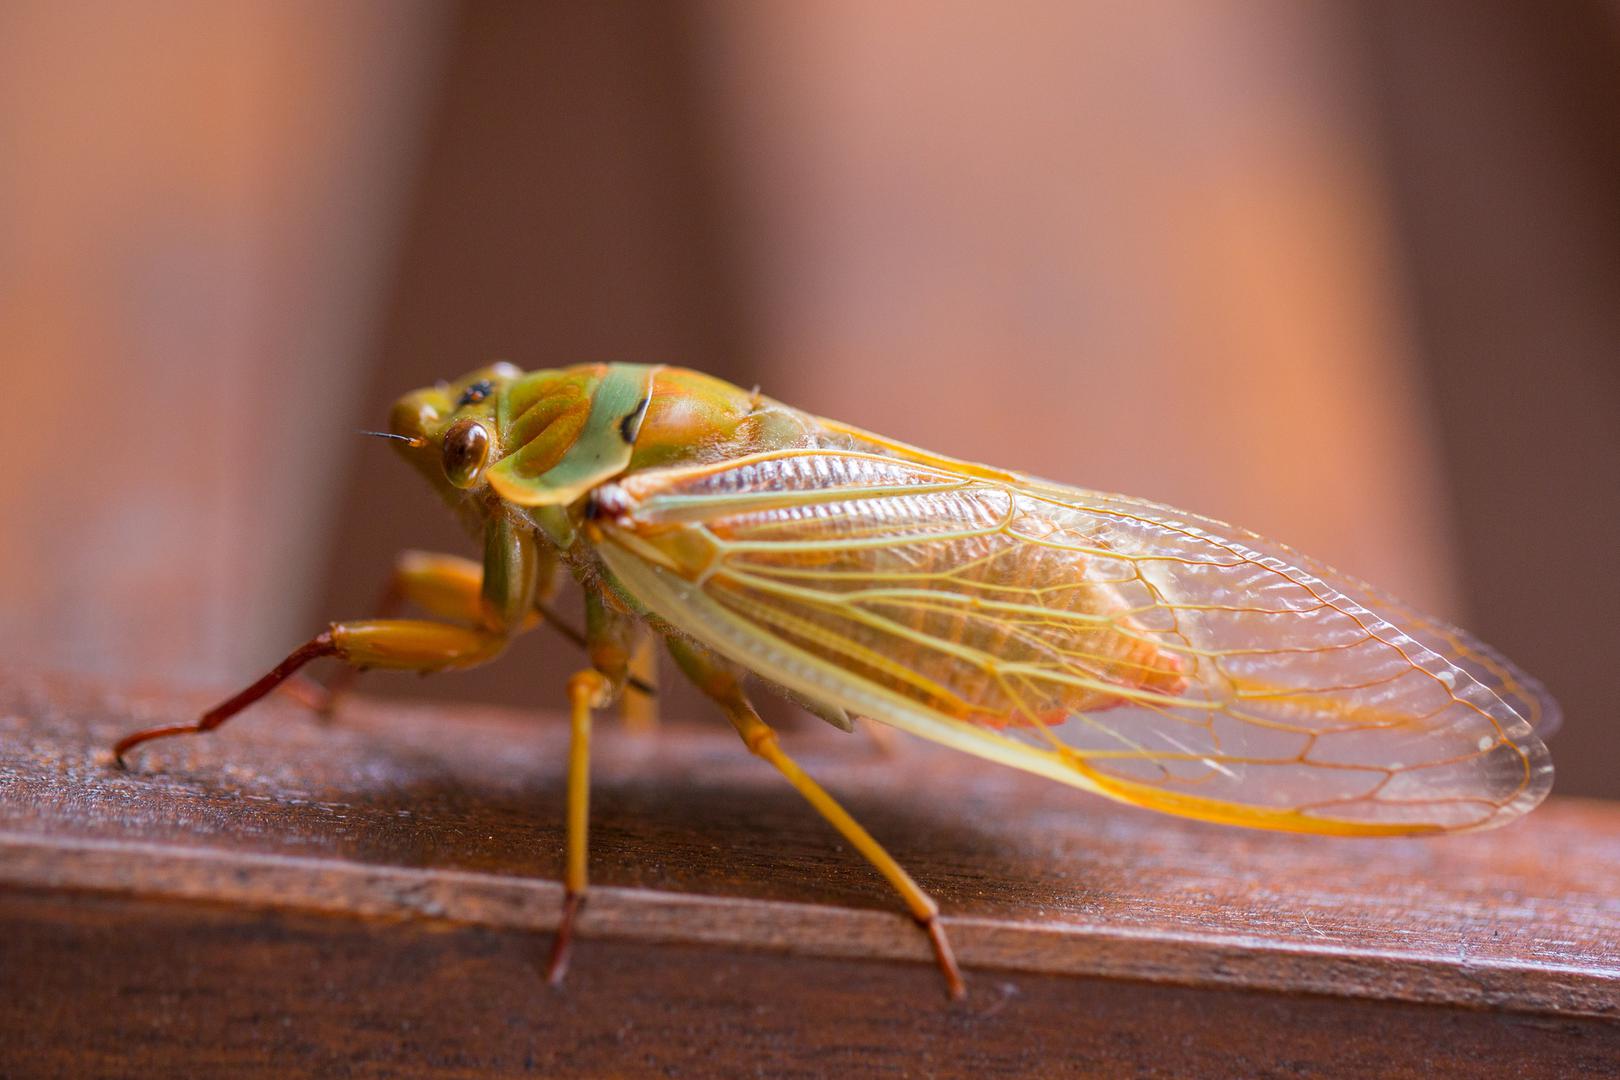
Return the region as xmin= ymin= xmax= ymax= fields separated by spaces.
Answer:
xmin=595 ymin=448 xmax=1553 ymax=835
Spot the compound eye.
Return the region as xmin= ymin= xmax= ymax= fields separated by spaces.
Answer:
xmin=441 ymin=418 xmax=491 ymax=489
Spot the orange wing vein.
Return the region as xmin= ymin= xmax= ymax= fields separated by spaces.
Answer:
xmin=594 ymin=446 xmax=1553 ymax=835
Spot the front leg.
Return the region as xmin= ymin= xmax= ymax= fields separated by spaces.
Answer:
xmin=284 ymin=544 xmax=655 ymax=718
xmin=280 ymin=550 xmax=496 ymax=717
xmin=113 ymin=517 xmax=542 ymax=767
xmin=113 ymin=619 xmax=511 ymax=767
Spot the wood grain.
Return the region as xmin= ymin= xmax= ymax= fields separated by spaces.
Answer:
xmin=1 ymin=669 xmax=1617 ymax=1077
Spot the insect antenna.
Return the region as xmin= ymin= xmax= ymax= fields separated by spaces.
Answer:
xmin=358 ymin=430 xmax=426 ymax=448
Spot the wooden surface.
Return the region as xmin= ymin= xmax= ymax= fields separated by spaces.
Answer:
xmin=2 ymin=669 xmax=1618 ymax=1077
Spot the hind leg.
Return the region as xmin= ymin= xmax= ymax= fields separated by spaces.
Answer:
xmin=666 ymin=637 xmax=966 ymax=1000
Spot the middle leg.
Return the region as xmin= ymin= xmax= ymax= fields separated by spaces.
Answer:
xmin=543 ymin=588 xmax=638 ymax=985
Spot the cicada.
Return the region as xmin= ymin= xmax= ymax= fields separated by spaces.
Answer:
xmin=114 ymin=362 xmax=1556 ymax=999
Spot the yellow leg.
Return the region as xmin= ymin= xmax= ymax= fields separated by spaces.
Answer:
xmin=114 ymin=618 xmax=508 ymax=767
xmin=380 ymin=550 xmax=488 ymax=623
xmin=280 ymin=551 xmax=501 ymax=717
xmin=545 ymin=590 xmax=642 ymax=985
xmin=667 ymin=639 xmax=966 ymax=999
xmin=280 ymin=550 xmax=650 ymax=717
xmin=546 ymin=667 xmax=611 ymax=985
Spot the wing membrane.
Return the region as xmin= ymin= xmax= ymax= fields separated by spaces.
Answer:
xmin=597 ymin=447 xmax=1553 ymax=834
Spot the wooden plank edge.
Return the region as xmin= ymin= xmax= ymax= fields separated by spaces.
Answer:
xmin=2 ymin=830 xmax=1614 ymax=1019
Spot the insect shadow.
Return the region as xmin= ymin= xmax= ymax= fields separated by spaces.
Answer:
xmin=354 ymin=724 xmax=1126 ymax=926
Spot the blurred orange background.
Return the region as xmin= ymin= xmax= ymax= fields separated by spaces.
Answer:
xmin=2 ymin=3 xmax=1616 ymax=796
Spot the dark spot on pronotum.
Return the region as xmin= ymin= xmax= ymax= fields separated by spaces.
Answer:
xmin=457 ymin=379 xmax=495 ymax=407
xmin=619 ymin=395 xmax=652 ymax=444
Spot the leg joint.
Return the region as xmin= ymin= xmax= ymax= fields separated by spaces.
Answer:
xmin=568 ymin=668 xmax=613 ymax=708
xmin=740 ymin=722 xmax=778 ymax=758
